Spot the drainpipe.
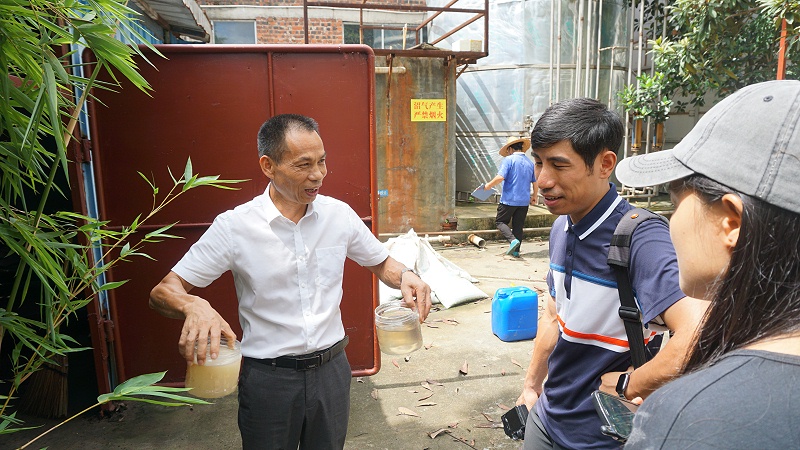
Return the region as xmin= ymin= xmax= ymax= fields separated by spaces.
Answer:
xmin=556 ymin=0 xmax=562 ymax=101
xmin=549 ymin=0 xmax=554 ymax=104
xmin=575 ymin=0 xmax=584 ymax=97
xmin=584 ymin=0 xmax=593 ymax=97
xmin=595 ymin=0 xmax=603 ymax=100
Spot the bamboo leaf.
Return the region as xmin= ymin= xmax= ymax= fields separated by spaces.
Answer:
xmin=97 ymin=372 xmax=211 ymax=406
xmin=108 ymin=371 xmax=167 ymax=395
xmin=183 ymin=157 xmax=193 ymax=183
xmin=138 ymin=172 xmax=156 ymax=191
xmin=144 ymin=223 xmax=179 ymax=240
xmin=98 ymin=280 xmax=128 ymax=291
xmin=43 ymin=64 xmax=69 ymax=177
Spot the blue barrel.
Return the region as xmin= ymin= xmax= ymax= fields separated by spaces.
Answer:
xmin=491 ymin=286 xmax=538 ymax=342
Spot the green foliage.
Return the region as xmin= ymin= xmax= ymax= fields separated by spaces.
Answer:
xmin=618 ymin=72 xmax=673 ymax=122
xmin=19 ymin=372 xmax=211 ymax=449
xmin=0 ymin=0 xmax=244 ymax=436
xmin=652 ymin=0 xmax=799 ymax=108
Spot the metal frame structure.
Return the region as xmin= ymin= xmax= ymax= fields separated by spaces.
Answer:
xmin=302 ymin=0 xmax=489 ymax=65
xmin=542 ymin=0 xmax=669 ymax=204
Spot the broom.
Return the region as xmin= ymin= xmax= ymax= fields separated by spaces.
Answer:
xmin=18 ymin=354 xmax=69 ymax=419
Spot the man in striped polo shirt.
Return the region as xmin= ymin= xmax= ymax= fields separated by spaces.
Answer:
xmin=516 ymin=98 xmax=708 ymax=449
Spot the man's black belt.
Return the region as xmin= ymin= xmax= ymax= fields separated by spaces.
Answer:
xmin=249 ymin=336 xmax=349 ymax=371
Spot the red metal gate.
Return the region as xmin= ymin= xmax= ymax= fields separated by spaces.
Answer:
xmin=80 ymin=45 xmax=379 ymax=388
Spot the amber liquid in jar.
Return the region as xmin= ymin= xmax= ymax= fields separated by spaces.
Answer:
xmin=185 ymin=338 xmax=242 ymax=399
xmin=375 ymin=301 xmax=423 ymax=355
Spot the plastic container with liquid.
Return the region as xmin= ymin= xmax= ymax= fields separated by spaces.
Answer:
xmin=375 ymin=301 xmax=423 ymax=355
xmin=491 ymin=286 xmax=538 ymax=342
xmin=185 ymin=337 xmax=242 ymax=399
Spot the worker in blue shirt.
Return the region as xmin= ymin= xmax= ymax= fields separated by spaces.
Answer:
xmin=482 ymin=136 xmax=538 ymax=257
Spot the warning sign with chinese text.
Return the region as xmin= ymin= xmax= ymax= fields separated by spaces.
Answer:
xmin=410 ymin=99 xmax=446 ymax=122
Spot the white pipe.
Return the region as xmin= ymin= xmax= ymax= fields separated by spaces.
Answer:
xmin=608 ymin=46 xmax=614 ymax=106
xmin=637 ymin=0 xmax=646 ymax=156
xmin=623 ymin=0 xmax=636 ymax=159
xmin=575 ymin=0 xmax=584 ymax=97
xmin=556 ymin=0 xmax=562 ymax=101
xmin=549 ymin=0 xmax=555 ymax=104
xmin=584 ymin=0 xmax=593 ymax=97
xmin=375 ymin=67 xmax=407 ymax=74
xmin=467 ymin=234 xmax=486 ymax=248
xmin=424 ymin=235 xmax=452 ymax=243
xmin=636 ymin=0 xmax=644 ymax=80
xmin=595 ymin=0 xmax=603 ymax=100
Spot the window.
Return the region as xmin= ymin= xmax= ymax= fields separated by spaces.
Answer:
xmin=344 ymin=23 xmax=427 ymax=50
xmin=213 ymin=21 xmax=256 ymax=44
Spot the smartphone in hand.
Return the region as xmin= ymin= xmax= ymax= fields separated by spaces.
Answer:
xmin=591 ymin=390 xmax=639 ymax=442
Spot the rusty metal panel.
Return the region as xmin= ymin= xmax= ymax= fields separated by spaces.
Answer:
xmin=83 ymin=45 xmax=378 ymax=387
xmin=375 ymin=55 xmax=457 ymax=233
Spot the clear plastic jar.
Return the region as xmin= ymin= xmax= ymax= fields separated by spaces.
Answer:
xmin=375 ymin=301 xmax=423 ymax=355
xmin=185 ymin=337 xmax=242 ymax=399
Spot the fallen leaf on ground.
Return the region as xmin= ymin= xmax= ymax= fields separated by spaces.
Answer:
xmin=482 ymin=413 xmax=495 ymax=422
xmin=425 ymin=324 xmax=439 ymax=328
xmin=429 ymin=428 xmax=450 ymax=439
xmin=421 ymin=382 xmax=433 ymax=391
xmin=449 ymin=422 xmax=459 ymax=428
xmin=356 ymin=377 xmax=363 ymax=383
xmin=459 ymin=361 xmax=469 ymax=375
xmin=448 ymin=433 xmax=477 ymax=449
xmin=370 ymin=389 xmax=379 ymax=400
xmin=427 ymin=379 xmax=444 ymax=386
xmin=417 ymin=402 xmax=437 ymax=407
xmin=418 ymin=391 xmax=434 ymax=401
xmin=475 ymin=423 xmax=504 ymax=429
xmin=501 ymin=369 xmax=506 ymax=376
xmin=398 ymin=407 xmax=420 ymax=417
xmin=424 ymin=343 xmax=434 ymax=350
xmin=497 ymin=403 xmax=511 ymax=410
xmin=511 ymin=358 xmax=523 ymax=368
xmin=392 ymin=359 xmax=400 ymax=369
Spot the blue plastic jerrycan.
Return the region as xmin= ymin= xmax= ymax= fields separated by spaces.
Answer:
xmin=491 ymin=286 xmax=538 ymax=342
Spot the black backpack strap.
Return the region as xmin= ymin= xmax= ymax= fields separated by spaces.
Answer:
xmin=608 ymin=207 xmax=669 ymax=369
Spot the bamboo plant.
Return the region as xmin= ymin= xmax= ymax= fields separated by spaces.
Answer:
xmin=0 ymin=0 xmax=242 ymax=434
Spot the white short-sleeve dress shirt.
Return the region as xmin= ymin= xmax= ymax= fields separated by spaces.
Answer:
xmin=172 ymin=186 xmax=389 ymax=359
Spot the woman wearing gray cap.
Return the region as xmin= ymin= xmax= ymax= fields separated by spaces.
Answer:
xmin=616 ymin=80 xmax=800 ymax=449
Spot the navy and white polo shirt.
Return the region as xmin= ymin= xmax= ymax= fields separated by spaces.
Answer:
xmin=536 ymin=184 xmax=684 ymax=449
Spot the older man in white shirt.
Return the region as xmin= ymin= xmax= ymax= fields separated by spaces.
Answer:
xmin=150 ymin=114 xmax=432 ymax=449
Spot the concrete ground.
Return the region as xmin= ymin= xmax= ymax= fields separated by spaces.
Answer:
xmin=6 ymin=239 xmax=551 ymax=450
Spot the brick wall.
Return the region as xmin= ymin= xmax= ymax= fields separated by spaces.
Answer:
xmin=203 ymin=0 xmax=424 ymax=4
xmin=256 ymin=17 xmax=343 ymax=44
xmin=201 ymin=0 xmax=426 ymax=44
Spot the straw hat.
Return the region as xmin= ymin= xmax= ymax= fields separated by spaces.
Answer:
xmin=498 ymin=136 xmax=531 ymax=157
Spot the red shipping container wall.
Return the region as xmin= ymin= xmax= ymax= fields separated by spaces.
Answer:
xmin=81 ymin=45 xmax=379 ymax=387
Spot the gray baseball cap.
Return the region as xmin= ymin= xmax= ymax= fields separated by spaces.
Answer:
xmin=615 ymin=80 xmax=800 ymax=215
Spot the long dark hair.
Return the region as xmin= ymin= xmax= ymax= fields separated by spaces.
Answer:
xmin=675 ymin=175 xmax=800 ymax=372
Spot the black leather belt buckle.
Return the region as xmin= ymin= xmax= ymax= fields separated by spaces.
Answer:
xmin=250 ymin=336 xmax=349 ymax=371
xmin=296 ymin=354 xmax=323 ymax=370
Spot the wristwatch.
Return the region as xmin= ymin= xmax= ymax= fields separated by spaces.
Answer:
xmin=400 ymin=267 xmax=418 ymax=284
xmin=616 ymin=372 xmax=631 ymax=399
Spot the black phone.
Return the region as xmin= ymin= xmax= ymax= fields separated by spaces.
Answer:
xmin=501 ymin=404 xmax=528 ymax=440
xmin=591 ymin=390 xmax=639 ymax=442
